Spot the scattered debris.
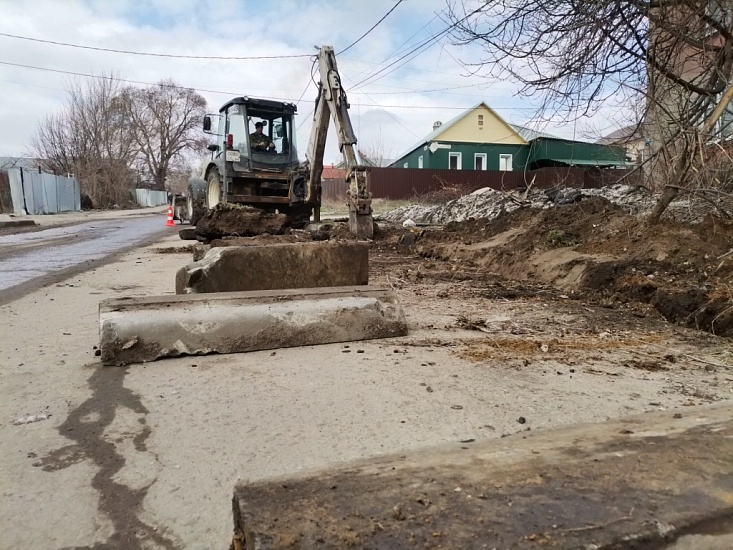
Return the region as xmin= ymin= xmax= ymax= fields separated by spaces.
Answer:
xmin=13 ymin=413 xmax=51 ymax=426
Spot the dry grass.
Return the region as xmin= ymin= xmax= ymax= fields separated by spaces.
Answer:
xmin=709 ymin=281 xmax=733 ymax=302
xmin=320 ymin=197 xmax=428 ymax=216
xmin=459 ymin=335 xmax=663 ymax=362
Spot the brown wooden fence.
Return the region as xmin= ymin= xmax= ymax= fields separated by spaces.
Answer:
xmin=321 ymin=167 xmax=639 ymax=201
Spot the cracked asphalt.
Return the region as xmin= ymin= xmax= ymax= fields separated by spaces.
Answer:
xmin=0 ymin=217 xmax=167 ymax=305
xmin=2 ymin=225 xmax=731 ymax=548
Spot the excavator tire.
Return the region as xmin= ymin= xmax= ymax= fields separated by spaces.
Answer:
xmin=187 ymin=187 xmax=205 ymax=226
xmin=206 ymin=170 xmax=222 ymax=209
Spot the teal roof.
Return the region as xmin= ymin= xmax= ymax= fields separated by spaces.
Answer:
xmin=549 ymin=158 xmax=635 ymax=167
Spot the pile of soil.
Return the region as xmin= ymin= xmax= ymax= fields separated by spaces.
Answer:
xmin=405 ymin=197 xmax=733 ymax=335
xmin=195 ymin=204 xmax=289 ymax=241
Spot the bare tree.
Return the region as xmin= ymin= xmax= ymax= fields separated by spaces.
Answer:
xmin=30 ymin=75 xmax=138 ymax=207
xmin=446 ymin=0 xmax=733 ymax=222
xmin=358 ymin=128 xmax=397 ymax=167
xmin=120 ymin=80 xmax=207 ymax=190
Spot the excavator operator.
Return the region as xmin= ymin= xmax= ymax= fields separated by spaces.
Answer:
xmin=250 ymin=121 xmax=275 ymax=152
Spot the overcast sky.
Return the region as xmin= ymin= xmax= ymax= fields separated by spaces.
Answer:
xmin=0 ymin=0 xmax=628 ymax=165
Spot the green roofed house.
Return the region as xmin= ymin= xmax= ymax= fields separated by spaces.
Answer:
xmin=390 ymin=102 xmax=628 ymax=171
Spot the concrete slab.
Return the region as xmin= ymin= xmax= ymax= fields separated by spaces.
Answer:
xmin=178 ymin=228 xmax=197 ymax=240
xmin=175 ymin=241 xmax=368 ymax=294
xmin=99 ymin=286 xmax=407 ymax=365
xmin=232 ymin=404 xmax=733 ymax=549
xmin=0 ymin=216 xmax=36 ymax=228
xmin=192 ymin=244 xmax=210 ymax=261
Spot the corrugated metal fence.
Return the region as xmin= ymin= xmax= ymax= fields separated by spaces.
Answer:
xmin=321 ymin=167 xmax=639 ymax=201
xmin=132 ymin=189 xmax=168 ymax=207
xmin=2 ymin=168 xmax=81 ymax=214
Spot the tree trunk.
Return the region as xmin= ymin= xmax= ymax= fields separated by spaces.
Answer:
xmin=648 ymin=81 xmax=733 ymax=225
xmin=648 ymin=185 xmax=680 ymax=224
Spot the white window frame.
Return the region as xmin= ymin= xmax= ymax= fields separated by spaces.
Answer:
xmin=474 ymin=153 xmax=487 ymax=171
xmin=418 ymin=155 xmax=424 ymax=168
xmin=499 ymin=154 xmax=513 ymax=171
xmin=403 ymin=162 xmax=409 ymax=168
xmin=448 ymin=152 xmax=462 ymax=170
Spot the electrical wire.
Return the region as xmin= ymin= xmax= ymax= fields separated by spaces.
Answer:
xmin=345 ymin=13 xmax=440 ymax=81
xmin=0 ymin=60 xmax=533 ymax=111
xmin=349 ymin=5 xmax=484 ymax=91
xmin=0 ymin=32 xmax=311 ymax=60
xmin=337 ymin=0 xmax=405 ymax=55
xmin=295 ymin=57 xmax=318 ymax=107
xmin=351 ymin=29 xmax=448 ymax=89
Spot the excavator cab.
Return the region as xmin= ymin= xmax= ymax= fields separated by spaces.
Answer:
xmin=196 ymin=97 xmax=311 ymax=223
xmin=191 ymin=46 xmax=371 ymax=235
xmin=208 ymin=98 xmax=299 ymax=171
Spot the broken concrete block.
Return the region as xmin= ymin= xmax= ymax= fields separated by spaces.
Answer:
xmin=99 ymin=286 xmax=407 ymax=365
xmin=192 ymin=244 xmax=210 ymax=262
xmin=176 ymin=241 xmax=368 ymax=294
xmin=179 ymin=228 xmax=197 ymax=240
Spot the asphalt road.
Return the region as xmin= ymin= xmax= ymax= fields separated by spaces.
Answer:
xmin=0 ymin=216 xmax=169 ymax=305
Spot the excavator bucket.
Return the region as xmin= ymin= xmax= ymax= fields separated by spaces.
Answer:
xmin=347 ymin=167 xmax=373 ymax=239
xmin=99 ymin=286 xmax=407 ymax=366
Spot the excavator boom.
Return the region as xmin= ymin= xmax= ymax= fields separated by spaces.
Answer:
xmin=306 ymin=46 xmax=373 ymax=238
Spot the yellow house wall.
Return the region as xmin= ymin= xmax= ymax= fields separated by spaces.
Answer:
xmin=438 ymin=105 xmax=526 ymax=144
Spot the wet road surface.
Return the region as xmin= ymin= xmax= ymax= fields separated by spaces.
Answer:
xmin=0 ymin=217 xmax=168 ymax=303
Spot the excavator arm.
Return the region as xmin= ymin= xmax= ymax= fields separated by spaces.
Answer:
xmin=305 ymin=46 xmax=373 ymax=239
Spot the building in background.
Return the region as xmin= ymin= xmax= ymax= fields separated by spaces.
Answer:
xmin=391 ymin=103 xmax=627 ymax=171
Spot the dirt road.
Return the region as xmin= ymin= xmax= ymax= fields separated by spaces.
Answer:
xmin=1 ymin=224 xmax=731 ymax=548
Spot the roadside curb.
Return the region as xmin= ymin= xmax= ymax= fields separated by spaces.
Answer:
xmin=233 ymin=404 xmax=733 ymax=548
xmin=0 ymin=219 xmax=36 ymax=228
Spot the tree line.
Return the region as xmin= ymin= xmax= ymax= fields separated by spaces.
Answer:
xmin=31 ymin=75 xmax=207 ymax=208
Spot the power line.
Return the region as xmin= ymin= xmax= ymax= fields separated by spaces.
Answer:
xmin=337 ymin=0 xmax=405 ymax=55
xmin=345 ymin=13 xmax=440 ymax=81
xmin=0 ymin=32 xmax=311 ymax=60
xmin=0 ymin=59 xmax=534 ymax=111
xmin=0 ymin=60 xmax=237 ymax=95
xmin=349 ymin=5 xmax=484 ymax=90
xmin=350 ymin=82 xmax=490 ymax=96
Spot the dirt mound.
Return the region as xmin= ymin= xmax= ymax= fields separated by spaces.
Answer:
xmin=394 ymin=199 xmax=733 ymax=336
xmin=195 ymin=204 xmax=289 ymax=241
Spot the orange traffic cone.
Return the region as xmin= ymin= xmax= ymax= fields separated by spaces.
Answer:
xmin=165 ymin=205 xmax=175 ymax=226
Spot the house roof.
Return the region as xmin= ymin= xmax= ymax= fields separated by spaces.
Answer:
xmin=510 ymin=124 xmax=561 ymax=142
xmin=548 ymin=158 xmax=636 ymax=167
xmin=597 ymin=124 xmax=644 ymax=145
xmin=322 ymin=165 xmax=346 ymax=179
xmin=357 ymin=150 xmax=395 ymax=167
xmin=391 ymin=102 xmax=560 ymax=164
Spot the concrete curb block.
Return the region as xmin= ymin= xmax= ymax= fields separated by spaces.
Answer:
xmin=232 ymin=404 xmax=733 ymax=549
xmin=176 ymin=241 xmax=369 ymax=294
xmin=0 ymin=219 xmax=36 ymax=228
xmin=99 ymin=286 xmax=407 ymax=365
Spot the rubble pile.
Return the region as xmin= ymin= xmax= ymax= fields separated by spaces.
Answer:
xmin=380 ymin=184 xmax=659 ymax=225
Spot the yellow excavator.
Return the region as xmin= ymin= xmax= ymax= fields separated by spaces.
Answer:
xmin=187 ymin=46 xmax=373 ymax=238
